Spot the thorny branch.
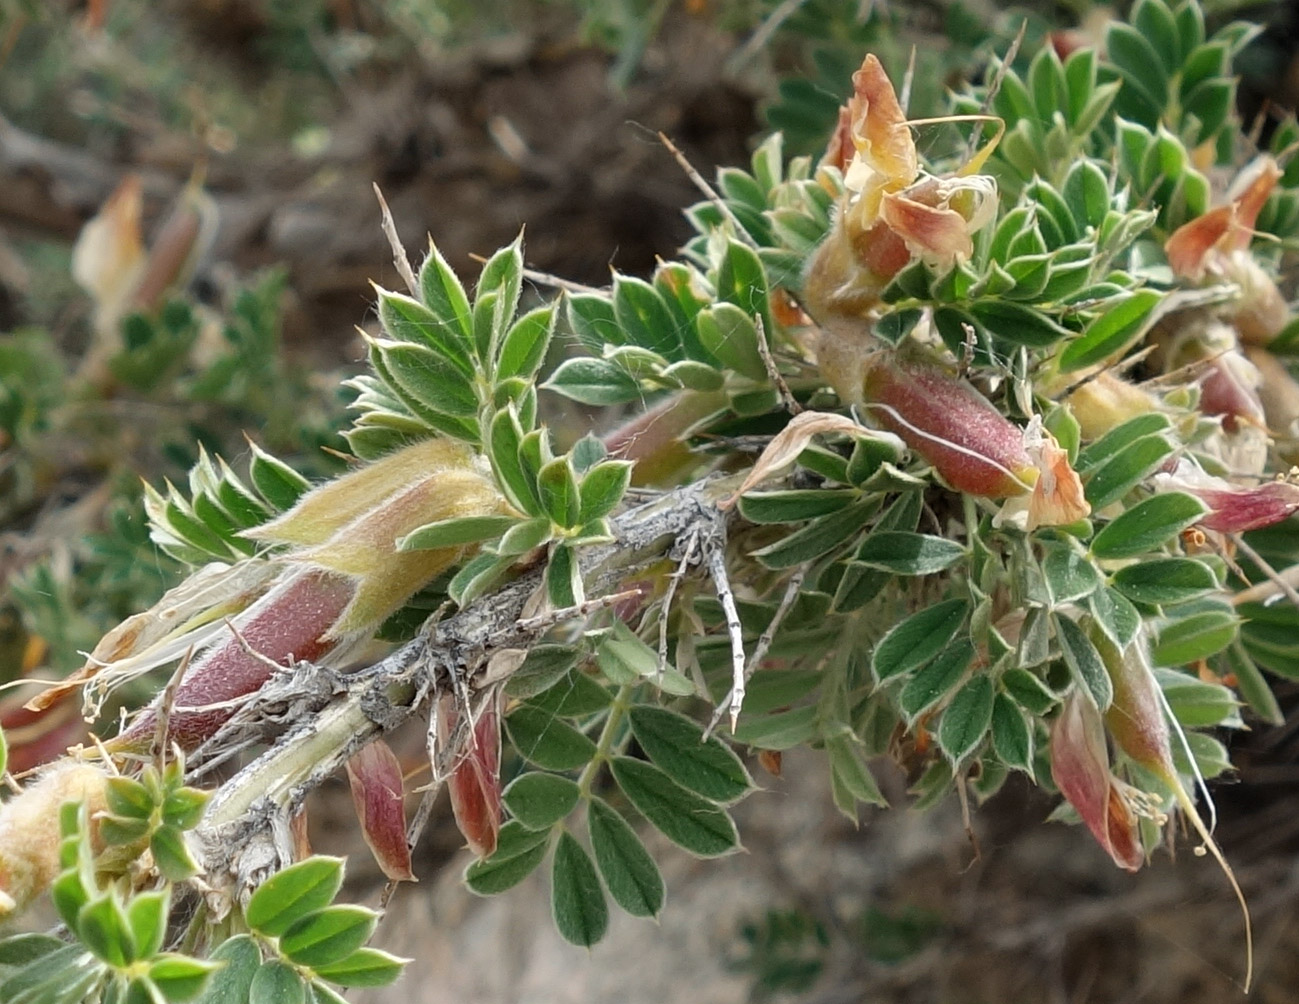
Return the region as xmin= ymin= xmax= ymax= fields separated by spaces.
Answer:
xmin=192 ymin=473 xmax=741 ymax=895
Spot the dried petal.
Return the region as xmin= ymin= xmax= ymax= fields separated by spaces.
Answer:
xmin=1213 ymin=251 xmax=1290 ymax=345
xmin=26 ymin=560 xmax=282 ymax=714
xmin=71 ymin=174 xmax=146 ymax=331
xmin=837 ymin=54 xmax=918 ymax=228
xmin=878 ymin=175 xmax=997 ymax=269
xmin=723 ymin=410 xmax=888 ymax=507
xmin=1248 ymin=345 xmax=1299 ymax=439
xmin=997 ymin=419 xmax=1090 ymax=531
xmin=347 ymin=740 xmax=415 ymax=882
xmin=1166 ymin=157 xmax=1282 ymax=280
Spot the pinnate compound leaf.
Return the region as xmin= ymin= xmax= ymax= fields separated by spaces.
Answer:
xmin=1059 ymin=289 xmax=1161 ymax=372
xmin=308 ymin=982 xmax=351 ymax=1004
xmin=77 ymin=894 xmax=133 ymax=967
xmin=1152 ymin=609 xmax=1238 ymax=666
xmin=126 ymin=890 xmax=168 ymax=960
xmin=730 ymin=705 xmax=819 ymax=750
xmin=545 ymin=541 xmax=584 ymax=609
xmin=1090 ymin=492 xmax=1206 ymax=559
xmin=538 ymin=458 xmax=581 ymax=528
xmin=473 ymin=237 xmax=524 ymax=361
xmin=826 ymin=734 xmax=887 ymax=811
xmin=1089 ymin=586 xmax=1143 ymax=650
xmin=873 ymin=599 xmax=970 ymax=681
xmin=504 ymin=645 xmax=582 ymax=700
xmin=696 ymin=303 xmax=767 ymax=381
xmin=151 ymin=824 xmax=199 ymax=882
xmin=577 ymin=460 xmax=633 ymax=525
xmin=937 ymin=675 xmax=995 ymax=766
xmin=527 ymin=671 xmax=613 ymax=718
xmin=376 ymin=288 xmax=473 ymax=376
xmin=0 ymin=944 xmax=88 ymax=1003
xmin=968 ymin=300 xmax=1070 ymax=348
xmin=738 ymin=489 xmax=856 ymax=524
xmin=417 ymin=240 xmax=473 ymax=345
xmin=1041 ymin=544 xmax=1102 ymax=605
xmin=752 ymin=498 xmax=878 ymax=569
xmin=247 ymin=441 xmax=310 ymax=512
xmin=610 ymin=757 xmax=739 ymax=858
xmin=587 ymin=798 xmax=665 ymax=919
xmin=715 ymin=239 xmax=774 ymax=341
xmin=0 ymin=934 xmax=65 ymax=967
xmin=551 ymin=832 xmax=609 ymax=947
xmin=105 ymin=777 xmax=153 ymax=820
xmin=627 ymin=706 xmax=752 ymax=803
xmin=1083 ymin=434 xmax=1174 ymax=509
xmin=502 ymin=773 xmax=581 ymax=830
xmin=497 ymin=305 xmax=556 ymax=382
xmin=245 ymin=857 xmax=344 ymax=938
xmin=279 ymin=907 xmax=379 ymax=970
xmin=613 ymin=274 xmax=681 ymax=359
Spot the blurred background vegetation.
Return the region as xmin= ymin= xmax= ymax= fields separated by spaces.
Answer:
xmin=3 ymin=1 xmax=1299 ymax=1000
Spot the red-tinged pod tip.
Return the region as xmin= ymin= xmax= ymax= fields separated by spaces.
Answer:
xmin=861 ymin=358 xmax=1035 ymax=498
xmin=347 ymin=740 xmax=415 ymax=882
xmin=443 ymin=695 xmax=502 ymax=859
xmin=1050 ymin=692 xmax=1144 ymax=873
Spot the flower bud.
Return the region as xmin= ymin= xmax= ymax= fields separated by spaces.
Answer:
xmin=1066 ymin=372 xmax=1163 ymax=441
xmin=111 ymin=438 xmax=510 ymax=752
xmin=248 ymin=438 xmax=480 ymax=548
xmin=0 ymin=763 xmax=110 ymax=917
xmin=861 ymin=357 xmax=1036 ymax=498
xmin=1091 ymin=629 xmax=1173 ymax=779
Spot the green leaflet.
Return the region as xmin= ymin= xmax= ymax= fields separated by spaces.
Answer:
xmin=627 ymin=706 xmax=752 ymax=803
xmin=551 ymin=832 xmax=609 ymax=947
xmin=587 ymin=798 xmax=665 ymax=919
xmin=610 ymin=757 xmax=739 ymax=858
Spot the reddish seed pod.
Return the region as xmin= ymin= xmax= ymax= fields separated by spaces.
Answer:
xmin=861 ymin=358 xmax=1036 ymax=498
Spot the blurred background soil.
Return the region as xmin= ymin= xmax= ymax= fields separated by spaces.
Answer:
xmin=3 ymin=2 xmax=1299 ymax=1001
